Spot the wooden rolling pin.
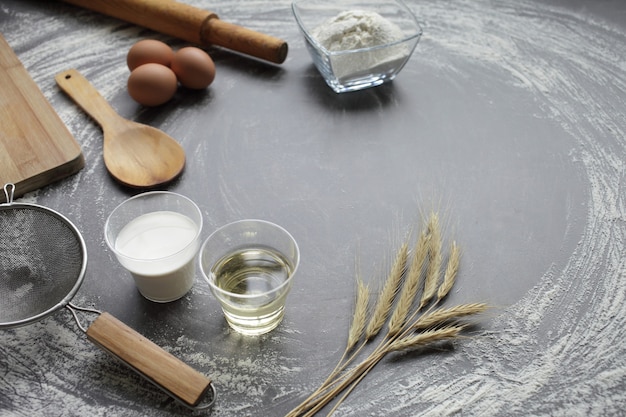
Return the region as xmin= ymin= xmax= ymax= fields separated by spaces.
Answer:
xmin=60 ymin=0 xmax=288 ymax=64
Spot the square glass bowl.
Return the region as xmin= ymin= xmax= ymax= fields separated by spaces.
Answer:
xmin=292 ymin=0 xmax=422 ymax=93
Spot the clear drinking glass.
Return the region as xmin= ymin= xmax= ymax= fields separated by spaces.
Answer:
xmin=104 ymin=191 xmax=203 ymax=303
xmin=199 ymin=219 xmax=300 ymax=336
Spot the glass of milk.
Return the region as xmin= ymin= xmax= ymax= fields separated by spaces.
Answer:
xmin=199 ymin=220 xmax=300 ymax=335
xmin=104 ymin=192 xmax=203 ymax=303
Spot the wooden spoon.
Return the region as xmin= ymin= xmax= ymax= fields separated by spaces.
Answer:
xmin=55 ymin=69 xmax=185 ymax=188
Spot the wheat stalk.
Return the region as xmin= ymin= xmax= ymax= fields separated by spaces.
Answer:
xmin=301 ymin=325 xmax=470 ymax=417
xmin=287 ymin=271 xmax=369 ymax=417
xmin=298 ymin=350 xmax=387 ymax=417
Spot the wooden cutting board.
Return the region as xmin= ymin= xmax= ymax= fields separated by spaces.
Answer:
xmin=0 ymin=33 xmax=83 ymax=202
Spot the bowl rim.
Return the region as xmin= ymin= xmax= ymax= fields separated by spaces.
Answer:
xmin=291 ymin=0 xmax=423 ymax=56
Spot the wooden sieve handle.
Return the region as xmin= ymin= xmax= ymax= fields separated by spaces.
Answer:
xmin=59 ymin=0 xmax=288 ymax=64
xmin=86 ymin=312 xmax=213 ymax=408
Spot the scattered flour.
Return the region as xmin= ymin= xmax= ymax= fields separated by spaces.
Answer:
xmin=1 ymin=0 xmax=626 ymax=416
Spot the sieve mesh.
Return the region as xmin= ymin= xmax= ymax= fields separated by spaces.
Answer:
xmin=0 ymin=204 xmax=86 ymax=327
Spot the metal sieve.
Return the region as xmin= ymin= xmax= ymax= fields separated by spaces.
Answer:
xmin=0 ymin=183 xmax=215 ymax=410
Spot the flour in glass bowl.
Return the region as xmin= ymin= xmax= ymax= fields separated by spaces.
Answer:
xmin=311 ymin=10 xmax=410 ymax=80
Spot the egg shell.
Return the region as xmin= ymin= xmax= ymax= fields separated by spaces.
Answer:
xmin=171 ymin=47 xmax=216 ymax=89
xmin=127 ymin=39 xmax=174 ymax=71
xmin=127 ymin=63 xmax=178 ymax=107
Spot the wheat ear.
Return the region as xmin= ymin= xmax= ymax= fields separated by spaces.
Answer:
xmin=419 ymin=212 xmax=442 ymax=309
xmin=387 ymin=326 xmax=465 ymax=352
xmin=387 ymin=228 xmax=430 ymax=336
xmin=412 ymin=303 xmax=489 ymax=330
xmin=365 ymin=240 xmax=408 ymax=340
xmin=347 ymin=276 xmax=370 ymax=350
xmin=436 ymin=240 xmax=461 ymax=302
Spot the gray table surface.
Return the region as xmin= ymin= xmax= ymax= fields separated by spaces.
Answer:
xmin=1 ymin=0 xmax=625 ymax=416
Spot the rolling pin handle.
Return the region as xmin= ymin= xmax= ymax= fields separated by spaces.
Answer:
xmin=201 ymin=16 xmax=288 ymax=64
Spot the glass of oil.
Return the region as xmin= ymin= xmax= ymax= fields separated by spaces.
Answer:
xmin=199 ymin=219 xmax=300 ymax=335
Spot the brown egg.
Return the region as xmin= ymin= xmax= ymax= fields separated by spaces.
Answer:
xmin=171 ymin=47 xmax=216 ymax=89
xmin=127 ymin=39 xmax=174 ymax=71
xmin=127 ymin=63 xmax=178 ymax=106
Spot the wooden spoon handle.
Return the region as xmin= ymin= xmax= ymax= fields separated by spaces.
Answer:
xmin=55 ymin=69 xmax=122 ymax=130
xmin=60 ymin=0 xmax=288 ymax=64
xmin=86 ymin=312 xmax=213 ymax=407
